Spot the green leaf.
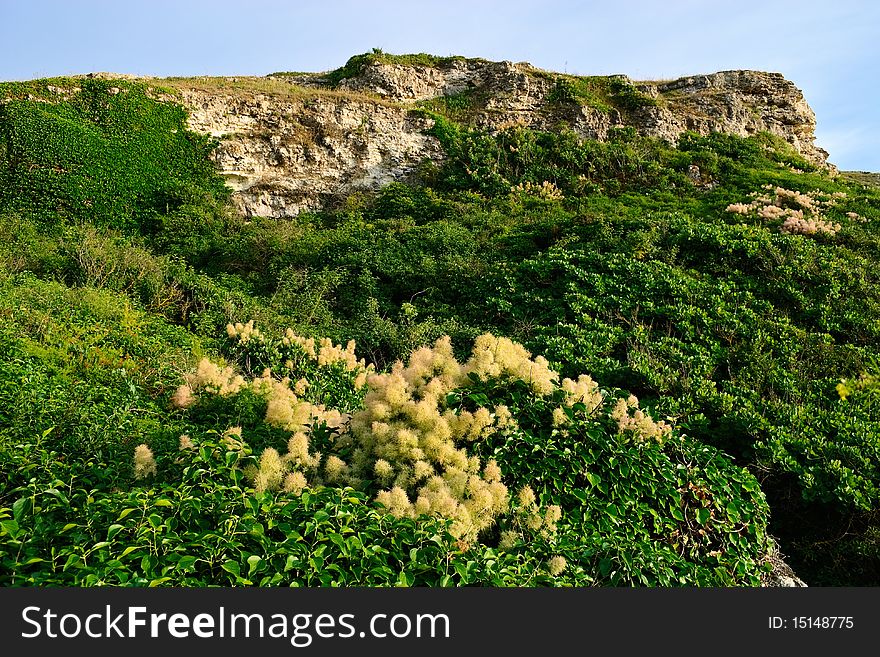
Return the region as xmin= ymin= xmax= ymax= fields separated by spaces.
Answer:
xmin=141 ymin=554 xmax=157 ymax=573
xmin=246 ymin=555 xmax=263 ymax=576
xmin=221 ymin=561 xmax=240 ymax=577
xmin=116 ymin=508 xmax=137 ymax=522
xmin=177 ymin=556 xmax=197 ymax=571
xmin=43 ymin=488 xmax=68 ymax=504
xmin=0 ymin=519 xmax=20 ymax=537
xmin=106 ymin=524 xmax=124 ymax=540
xmin=585 ymin=472 xmax=602 ymax=488
xmin=695 ymin=508 xmax=711 ymax=525
xmin=62 ymin=553 xmax=82 ymax=571
xmin=154 ymin=499 xmax=173 ymax=508
xmin=12 ymin=497 xmax=30 ymax=522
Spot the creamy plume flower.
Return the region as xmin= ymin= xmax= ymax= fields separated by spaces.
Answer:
xmin=548 ymin=555 xmax=567 ymax=576
xmin=133 ymin=444 xmax=157 ymax=480
xmin=283 ymin=471 xmax=308 ymax=495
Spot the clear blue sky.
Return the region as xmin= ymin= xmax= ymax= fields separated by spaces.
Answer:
xmin=2 ymin=0 xmax=877 ymax=171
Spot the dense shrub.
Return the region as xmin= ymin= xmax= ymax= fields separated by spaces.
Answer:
xmin=0 ymin=78 xmax=228 ymax=233
xmin=155 ymin=327 xmax=773 ymax=584
xmin=2 ymin=74 xmax=879 ymax=585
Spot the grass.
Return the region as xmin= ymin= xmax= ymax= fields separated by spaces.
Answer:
xmin=160 ymin=75 xmax=398 ymax=107
xmin=841 ymin=171 xmax=880 ymax=188
xmin=321 ymin=50 xmax=489 ymax=86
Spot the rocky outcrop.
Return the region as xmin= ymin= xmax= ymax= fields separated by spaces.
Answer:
xmin=762 ymin=545 xmax=808 ymax=587
xmin=639 ymin=70 xmax=829 ymax=168
xmin=178 ymin=87 xmax=441 ymax=217
xmin=169 ymin=56 xmax=829 ymax=218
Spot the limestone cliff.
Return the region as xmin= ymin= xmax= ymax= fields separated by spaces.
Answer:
xmin=163 ymin=55 xmax=829 ymax=218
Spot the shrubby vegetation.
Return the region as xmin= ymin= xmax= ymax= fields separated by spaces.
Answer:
xmin=0 ymin=313 xmax=772 ymax=585
xmin=1 ymin=71 xmax=879 ymax=585
xmin=319 ymin=48 xmax=481 ymax=86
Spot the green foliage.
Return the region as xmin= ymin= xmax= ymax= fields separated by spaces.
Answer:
xmin=455 ymin=376 xmax=772 ymax=585
xmin=0 ymin=431 xmax=468 ymax=586
xmin=546 ymin=75 xmax=657 ymax=113
xmin=2 ymin=69 xmax=879 ymax=586
xmin=422 ymin=118 xmax=684 ymax=196
xmin=0 ymin=273 xmax=198 ymax=465
xmin=0 ymin=78 xmax=228 ymax=232
xmin=415 ymin=91 xmax=481 ymax=126
xmin=487 ymin=243 xmax=880 ymax=510
xmin=323 ymin=50 xmax=476 ymax=86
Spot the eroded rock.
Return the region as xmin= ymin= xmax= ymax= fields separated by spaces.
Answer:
xmin=170 ymin=56 xmax=829 ymax=218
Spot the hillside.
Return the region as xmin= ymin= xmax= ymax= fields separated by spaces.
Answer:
xmin=166 ymin=53 xmax=831 ymax=217
xmin=1 ymin=51 xmax=878 ymax=586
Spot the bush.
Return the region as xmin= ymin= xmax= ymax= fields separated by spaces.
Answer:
xmin=159 ymin=327 xmax=773 ymax=585
xmin=0 ymin=78 xmax=228 ymax=233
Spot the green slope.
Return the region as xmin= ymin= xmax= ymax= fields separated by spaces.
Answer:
xmin=1 ymin=71 xmax=879 ymax=586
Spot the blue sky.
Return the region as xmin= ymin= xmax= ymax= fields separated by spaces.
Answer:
xmin=2 ymin=0 xmax=877 ymax=171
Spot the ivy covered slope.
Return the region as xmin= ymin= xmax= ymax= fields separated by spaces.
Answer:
xmin=1 ymin=65 xmax=879 ymax=587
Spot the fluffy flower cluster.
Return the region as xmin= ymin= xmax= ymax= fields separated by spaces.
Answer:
xmin=499 ymin=485 xmax=563 ymax=550
xmin=252 ymin=447 xmax=284 ymax=493
xmin=610 ymin=395 xmax=671 ymax=443
xmin=278 ymin=330 xmax=370 ymax=389
xmin=258 ymin=374 xmax=349 ymax=433
xmin=227 ymin=322 xmax=372 ymax=389
xmin=510 ymin=180 xmax=564 ymax=200
xmin=244 ymin=423 xmax=357 ymax=495
xmin=846 ymin=211 xmax=868 ymax=223
xmin=170 ymin=358 xmax=246 ymax=409
xmin=133 ymin=444 xmax=157 ymax=480
xmin=346 ymin=336 xmax=526 ymax=542
xmin=464 ymin=333 xmax=558 ymax=395
xmin=282 ymin=329 xmax=317 ymax=359
xmin=172 ymin=329 xmax=373 ymax=497
xmin=246 ymin=436 xmax=354 ymax=496
xmin=561 ymin=374 xmax=604 ymax=414
xmin=554 ymin=373 xmax=605 ymax=430
xmin=547 ymin=555 xmax=567 ymax=576
xmin=171 ymin=329 xmax=682 ymax=551
xmin=725 ymin=186 xmax=846 ymax=236
xmin=780 ymin=216 xmax=841 ymax=236
xmin=317 ymin=337 xmax=364 ymax=371
xmin=226 ymin=320 xmax=263 ymax=343
xmin=725 ymin=202 xmax=751 ymax=215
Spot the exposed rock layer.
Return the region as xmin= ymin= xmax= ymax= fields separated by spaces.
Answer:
xmin=172 ymin=58 xmax=829 ymax=218
xmin=178 ymin=87 xmax=441 ymax=217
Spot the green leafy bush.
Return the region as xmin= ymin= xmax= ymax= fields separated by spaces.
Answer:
xmin=2 ymin=71 xmax=879 ymax=585
xmin=159 ymin=327 xmax=773 ymax=585
xmin=0 ymin=78 xmax=228 ymax=232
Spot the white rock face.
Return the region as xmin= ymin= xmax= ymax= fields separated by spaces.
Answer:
xmin=172 ymin=58 xmax=829 ymax=218
xmin=639 ymin=70 xmax=829 ymax=167
xmin=178 ymin=88 xmax=442 ymax=217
